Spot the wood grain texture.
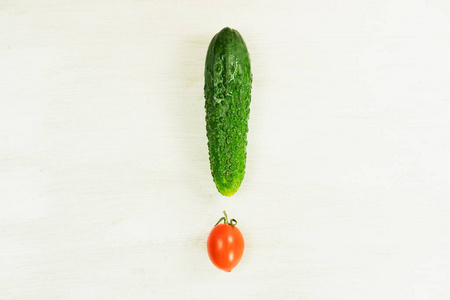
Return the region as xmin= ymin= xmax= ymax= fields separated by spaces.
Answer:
xmin=1 ymin=0 xmax=450 ymax=299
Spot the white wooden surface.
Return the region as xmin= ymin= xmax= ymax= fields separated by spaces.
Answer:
xmin=1 ymin=0 xmax=450 ymax=299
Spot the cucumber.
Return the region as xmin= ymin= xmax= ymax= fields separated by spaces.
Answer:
xmin=204 ymin=27 xmax=252 ymax=197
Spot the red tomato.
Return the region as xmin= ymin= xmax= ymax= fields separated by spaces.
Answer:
xmin=207 ymin=211 xmax=245 ymax=272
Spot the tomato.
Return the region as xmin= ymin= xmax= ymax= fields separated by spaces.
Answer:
xmin=207 ymin=211 xmax=245 ymax=272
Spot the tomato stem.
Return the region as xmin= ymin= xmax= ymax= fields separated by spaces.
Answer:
xmin=214 ymin=217 xmax=225 ymax=227
xmin=214 ymin=211 xmax=237 ymax=228
xmin=223 ymin=211 xmax=229 ymax=224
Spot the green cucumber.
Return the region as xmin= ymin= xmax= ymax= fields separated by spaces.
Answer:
xmin=204 ymin=27 xmax=252 ymax=197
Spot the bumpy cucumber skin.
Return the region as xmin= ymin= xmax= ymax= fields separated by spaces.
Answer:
xmin=204 ymin=27 xmax=252 ymax=197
